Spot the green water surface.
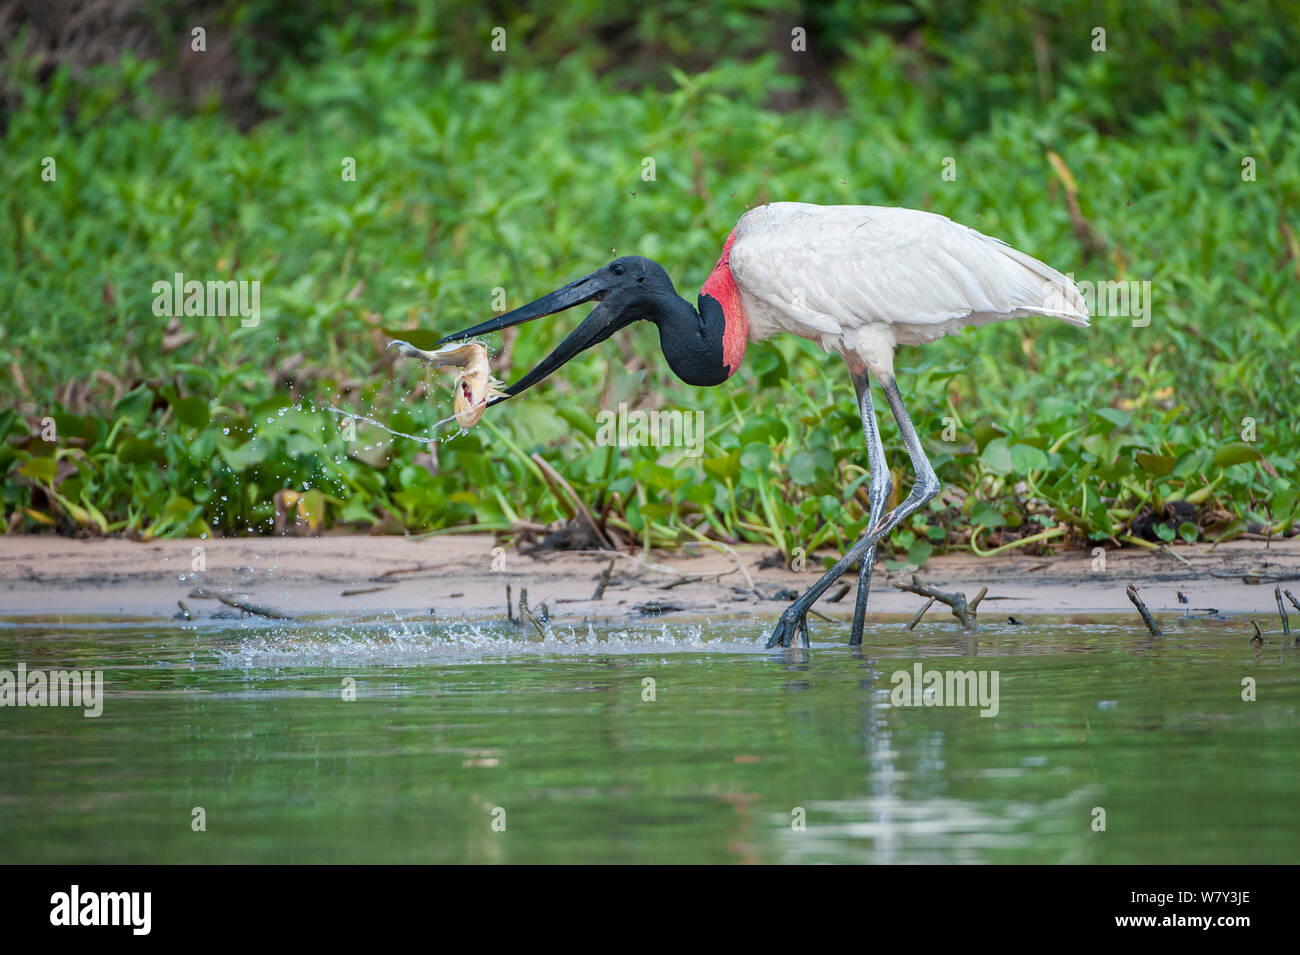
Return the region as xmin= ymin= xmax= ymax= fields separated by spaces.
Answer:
xmin=1 ymin=615 xmax=1296 ymax=863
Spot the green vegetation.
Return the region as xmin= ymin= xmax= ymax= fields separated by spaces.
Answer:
xmin=2 ymin=1 xmax=1298 ymax=565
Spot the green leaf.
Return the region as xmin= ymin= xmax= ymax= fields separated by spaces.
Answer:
xmin=740 ymin=442 xmax=771 ymax=471
xmin=1093 ymin=407 xmax=1131 ymax=429
xmin=971 ymin=421 xmax=1007 ymax=452
xmin=18 ymin=456 xmax=57 ymax=484
xmin=1009 ymin=443 xmax=1048 ymax=473
xmin=637 ymin=462 xmax=678 ymax=490
xmin=685 ymin=482 xmax=716 ymax=505
xmin=906 ymin=540 xmax=933 ymax=568
xmin=117 ymin=436 xmax=165 ymax=464
xmin=1271 ymin=485 xmax=1298 ymax=521
xmin=1213 ymin=442 xmax=1259 ymax=468
xmin=170 ymin=396 xmax=210 ymax=429
xmin=558 ymin=404 xmax=598 ymax=440
xmin=114 ymin=385 xmax=154 ymax=428
xmin=341 ymin=497 xmax=377 ymax=524
xmin=980 ymin=438 xmax=1013 ymax=475
xmin=218 ymin=438 xmax=268 ymax=473
xmin=787 ymin=450 xmax=823 ymax=485
xmin=1136 ymin=452 xmax=1175 ymax=476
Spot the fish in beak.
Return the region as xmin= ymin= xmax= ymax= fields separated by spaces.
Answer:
xmin=388 ymin=340 xmax=506 ymax=429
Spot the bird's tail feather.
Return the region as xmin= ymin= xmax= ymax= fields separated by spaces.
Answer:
xmin=992 ymin=241 xmax=1091 ymax=326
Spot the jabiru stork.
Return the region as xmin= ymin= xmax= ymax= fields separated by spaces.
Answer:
xmin=437 ymin=202 xmax=1089 ymax=648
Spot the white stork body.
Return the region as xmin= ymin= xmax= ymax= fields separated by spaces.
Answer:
xmin=725 ymin=203 xmax=1089 ymax=379
xmin=433 ymin=201 xmax=1091 ymax=650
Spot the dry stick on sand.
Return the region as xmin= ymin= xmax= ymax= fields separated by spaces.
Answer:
xmin=552 ymin=548 xmax=741 ymax=592
xmin=540 ymin=539 xmax=751 ymax=595
xmin=548 ymin=549 xmax=682 ymax=576
xmin=529 ymin=453 xmax=612 ymax=549
xmin=895 ymin=576 xmax=978 ymax=631
xmin=368 ymin=563 xmax=457 ymax=582
xmin=188 ymin=587 xmax=293 ymax=620
xmin=1285 ymin=589 xmax=1300 ymax=616
xmin=1275 ymin=587 xmax=1291 ymax=635
xmin=1209 ymin=569 xmax=1300 ymax=584
xmin=658 ymin=574 xmax=707 ymax=590
xmin=678 ymin=526 xmax=758 ymax=596
xmin=1125 ymin=584 xmax=1162 ymax=636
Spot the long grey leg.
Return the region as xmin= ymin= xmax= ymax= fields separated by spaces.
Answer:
xmin=869 ymin=374 xmax=940 ymax=540
xmin=850 ymin=369 xmax=891 ymax=647
xmin=767 ymin=371 xmax=939 ymax=649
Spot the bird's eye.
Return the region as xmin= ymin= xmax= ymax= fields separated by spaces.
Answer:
xmin=610 ymin=263 xmax=625 ymax=276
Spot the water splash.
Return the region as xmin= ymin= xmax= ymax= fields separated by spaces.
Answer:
xmin=215 ymin=617 xmax=765 ymax=667
xmin=325 ymin=404 xmax=468 ymax=445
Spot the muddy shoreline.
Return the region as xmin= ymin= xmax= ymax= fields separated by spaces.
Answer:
xmin=3 ymin=534 xmax=1298 ymax=628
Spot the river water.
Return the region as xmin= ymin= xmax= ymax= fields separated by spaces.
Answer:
xmin=2 ymin=614 xmax=1295 ymax=863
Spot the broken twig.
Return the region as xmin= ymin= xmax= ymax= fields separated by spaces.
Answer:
xmin=592 ymin=559 xmax=615 ymax=600
xmin=340 ymin=586 xmax=392 ymax=597
xmin=530 ymin=452 xmax=611 ymax=549
xmin=1275 ymin=587 xmax=1291 ymax=635
xmin=895 ymin=576 xmax=977 ymax=631
xmin=519 ymin=603 xmax=548 ymax=639
xmin=1284 ymin=589 xmax=1300 ymax=616
xmin=188 ymin=587 xmax=293 ymax=620
xmin=906 ymin=596 xmax=936 ymax=631
xmin=1124 ymin=584 xmax=1161 ymax=636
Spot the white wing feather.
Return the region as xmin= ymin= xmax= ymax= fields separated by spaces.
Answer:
xmin=728 ymin=204 xmax=1089 ymax=345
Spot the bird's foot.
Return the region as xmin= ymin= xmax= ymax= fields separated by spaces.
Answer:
xmin=765 ymin=608 xmax=811 ymax=649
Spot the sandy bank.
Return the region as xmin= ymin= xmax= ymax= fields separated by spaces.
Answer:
xmin=3 ymin=534 xmax=1298 ymax=629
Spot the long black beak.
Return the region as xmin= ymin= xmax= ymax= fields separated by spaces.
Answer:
xmin=437 ymin=269 xmax=633 ymax=405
